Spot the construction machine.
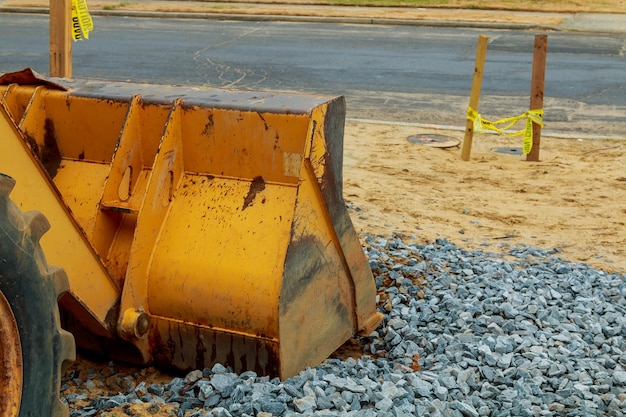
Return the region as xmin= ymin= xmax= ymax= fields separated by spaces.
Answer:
xmin=0 ymin=67 xmax=383 ymax=417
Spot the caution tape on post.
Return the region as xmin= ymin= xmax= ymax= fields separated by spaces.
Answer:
xmin=467 ymin=107 xmax=544 ymax=154
xmin=71 ymin=0 xmax=93 ymax=41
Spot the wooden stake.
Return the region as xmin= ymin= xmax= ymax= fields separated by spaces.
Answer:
xmin=50 ymin=0 xmax=72 ymax=77
xmin=461 ymin=35 xmax=489 ymax=161
xmin=526 ymin=34 xmax=548 ymax=162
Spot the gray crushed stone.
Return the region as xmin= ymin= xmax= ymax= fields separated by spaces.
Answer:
xmin=62 ymin=234 xmax=626 ymax=417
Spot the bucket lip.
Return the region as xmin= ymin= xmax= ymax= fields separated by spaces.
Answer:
xmin=19 ymin=75 xmax=342 ymax=115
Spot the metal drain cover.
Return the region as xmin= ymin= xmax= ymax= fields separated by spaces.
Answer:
xmin=493 ymin=147 xmax=523 ymax=155
xmin=407 ymin=134 xmax=460 ymax=148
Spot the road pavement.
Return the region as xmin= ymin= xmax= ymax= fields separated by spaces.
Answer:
xmin=1 ymin=2 xmax=624 ymax=138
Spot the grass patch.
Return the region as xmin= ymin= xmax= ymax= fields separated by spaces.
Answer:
xmin=307 ymin=0 xmax=450 ymax=6
xmin=253 ymin=0 xmax=626 ymax=13
xmin=102 ymin=2 xmax=130 ymax=10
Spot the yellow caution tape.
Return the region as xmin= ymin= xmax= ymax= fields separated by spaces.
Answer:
xmin=71 ymin=3 xmax=81 ymax=40
xmin=71 ymin=0 xmax=93 ymax=41
xmin=467 ymin=107 xmax=544 ymax=154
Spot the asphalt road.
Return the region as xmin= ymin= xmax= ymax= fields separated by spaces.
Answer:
xmin=1 ymin=14 xmax=625 ymax=136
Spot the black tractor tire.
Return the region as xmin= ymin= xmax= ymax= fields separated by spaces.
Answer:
xmin=0 ymin=174 xmax=75 ymax=417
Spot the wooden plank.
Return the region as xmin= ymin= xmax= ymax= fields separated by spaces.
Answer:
xmin=50 ymin=0 xmax=72 ymax=77
xmin=526 ymin=34 xmax=548 ymax=162
xmin=461 ymin=35 xmax=489 ymax=161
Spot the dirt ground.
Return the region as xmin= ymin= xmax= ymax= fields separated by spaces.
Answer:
xmin=343 ymin=121 xmax=626 ymax=273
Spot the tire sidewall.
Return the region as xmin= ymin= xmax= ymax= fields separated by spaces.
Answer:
xmin=0 ymin=208 xmax=64 ymax=417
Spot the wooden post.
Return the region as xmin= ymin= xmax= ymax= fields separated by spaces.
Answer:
xmin=50 ymin=0 xmax=72 ymax=77
xmin=526 ymin=34 xmax=548 ymax=162
xmin=461 ymin=35 xmax=489 ymax=161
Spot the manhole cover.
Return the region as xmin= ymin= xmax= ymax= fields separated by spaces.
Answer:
xmin=407 ymin=134 xmax=460 ymax=148
xmin=493 ymin=147 xmax=523 ymax=155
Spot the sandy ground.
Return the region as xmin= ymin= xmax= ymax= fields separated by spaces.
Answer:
xmin=4 ymin=0 xmax=623 ymax=26
xmin=343 ymin=121 xmax=626 ymax=273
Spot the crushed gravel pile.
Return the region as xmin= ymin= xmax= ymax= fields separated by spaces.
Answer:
xmin=62 ymin=234 xmax=626 ymax=417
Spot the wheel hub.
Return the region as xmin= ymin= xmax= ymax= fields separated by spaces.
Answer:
xmin=0 ymin=290 xmax=22 ymax=417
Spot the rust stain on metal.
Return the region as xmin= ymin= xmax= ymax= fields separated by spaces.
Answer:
xmin=104 ymin=299 xmax=121 ymax=333
xmin=202 ymin=112 xmax=214 ymax=137
xmin=273 ymin=133 xmax=280 ymax=150
xmin=195 ymin=327 xmax=207 ymax=371
xmin=23 ymin=133 xmax=40 ymax=156
xmin=149 ymin=326 xmax=175 ymax=365
xmin=257 ymin=112 xmax=269 ymax=131
xmin=42 ymin=118 xmax=62 ymax=177
xmin=151 ymin=321 xmax=281 ymax=377
xmin=309 ymin=120 xmax=317 ymax=144
xmin=209 ymin=337 xmax=218 ymax=364
xmin=226 ymin=335 xmax=236 ymax=371
xmin=318 ymin=151 xmax=332 ymax=191
xmin=242 ymin=176 xmax=265 ymax=211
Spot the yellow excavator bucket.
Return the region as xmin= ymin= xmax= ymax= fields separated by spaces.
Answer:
xmin=0 ymin=70 xmax=382 ymax=378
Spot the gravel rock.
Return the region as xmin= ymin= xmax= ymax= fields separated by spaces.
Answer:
xmin=62 ymin=234 xmax=625 ymax=417
xmin=185 ymin=370 xmax=204 ymax=385
xmin=613 ymin=370 xmax=626 ymax=385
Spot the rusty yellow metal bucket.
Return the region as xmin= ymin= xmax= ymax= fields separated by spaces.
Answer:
xmin=0 ymin=72 xmax=382 ymax=378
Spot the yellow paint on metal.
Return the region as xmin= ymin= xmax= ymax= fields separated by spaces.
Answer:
xmin=144 ymin=105 xmax=311 ymax=343
xmin=148 ymin=175 xmax=295 ymax=338
xmin=0 ymin=84 xmax=38 ymax=124
xmin=177 ymin=104 xmax=308 ymax=183
xmin=1 ymin=78 xmax=383 ymax=378
xmin=0 ymin=290 xmax=22 ymax=417
xmin=276 ymin=101 xmax=382 ymax=377
xmin=119 ymin=308 xmax=150 ymax=339
xmin=115 ymin=100 xmax=188 ymax=361
xmin=0 ymin=98 xmax=120 ymax=336
xmin=15 ymin=87 xmax=128 ymax=241
xmin=34 ymin=91 xmax=127 ymax=163
xmin=304 ymin=104 xmax=382 ymax=336
xmin=278 ymin=159 xmax=357 ymax=376
xmin=96 ymin=96 xmax=171 ymax=290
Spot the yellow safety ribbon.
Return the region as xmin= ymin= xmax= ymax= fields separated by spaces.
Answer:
xmin=71 ymin=0 xmax=93 ymax=41
xmin=467 ymin=107 xmax=544 ymax=154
